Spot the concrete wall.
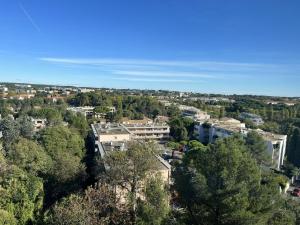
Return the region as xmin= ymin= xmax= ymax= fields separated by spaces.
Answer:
xmin=99 ymin=133 xmax=131 ymax=142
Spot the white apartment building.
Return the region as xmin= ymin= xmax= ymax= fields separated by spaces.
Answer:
xmin=91 ymin=123 xmax=131 ymax=143
xmin=124 ymin=123 xmax=170 ymax=142
xmin=179 ymin=105 xmax=210 ymax=121
xmin=195 ymin=117 xmax=286 ymax=170
xmin=254 ymin=129 xmax=287 ymax=170
xmin=67 ymin=106 xmax=95 ymax=118
xmin=91 ymin=121 xmax=170 ymax=154
xmin=195 ymin=118 xmax=246 ymax=144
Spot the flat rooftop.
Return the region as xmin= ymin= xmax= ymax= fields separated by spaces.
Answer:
xmin=255 ymin=129 xmax=287 ymax=142
xmin=214 ymin=124 xmax=244 ymax=133
xmin=92 ymin=123 xmax=131 ymax=135
xmin=205 ymin=117 xmax=245 ymax=130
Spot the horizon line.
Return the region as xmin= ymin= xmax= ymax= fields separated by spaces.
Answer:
xmin=0 ymin=80 xmax=299 ymax=98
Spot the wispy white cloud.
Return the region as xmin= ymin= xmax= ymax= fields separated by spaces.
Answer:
xmin=39 ymin=57 xmax=295 ymax=80
xmin=39 ymin=57 xmax=275 ymax=71
xmin=112 ymin=77 xmax=204 ymax=83
xmin=19 ymin=2 xmax=41 ymax=33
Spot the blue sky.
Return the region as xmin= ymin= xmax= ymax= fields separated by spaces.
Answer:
xmin=0 ymin=0 xmax=299 ymax=96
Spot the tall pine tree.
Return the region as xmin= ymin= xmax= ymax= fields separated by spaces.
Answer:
xmin=287 ymin=127 xmax=300 ymax=167
xmin=173 ymin=136 xmax=281 ymax=225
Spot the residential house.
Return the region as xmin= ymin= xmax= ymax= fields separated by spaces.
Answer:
xmin=239 ymin=112 xmax=264 ymax=126
xmin=179 ymin=105 xmax=210 ymax=121
xmin=31 ymin=118 xmax=47 ymax=132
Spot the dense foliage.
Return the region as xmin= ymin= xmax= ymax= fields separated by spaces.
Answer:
xmin=0 ymin=102 xmax=88 ymax=224
xmin=172 ymin=136 xmax=291 ymax=225
xmin=0 ymin=90 xmax=300 ymax=225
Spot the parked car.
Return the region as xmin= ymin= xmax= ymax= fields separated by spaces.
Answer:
xmin=292 ymin=188 xmax=300 ymax=197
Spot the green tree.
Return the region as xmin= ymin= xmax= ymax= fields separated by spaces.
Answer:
xmin=184 ymin=141 xmax=207 ymax=167
xmin=17 ymin=115 xmax=34 ymax=139
xmin=29 ymin=107 xmax=64 ymax=126
xmin=244 ymin=118 xmax=257 ymax=129
xmin=167 ymin=104 xmax=180 ymax=118
xmin=245 ymin=131 xmax=270 ymax=166
xmin=287 ymin=127 xmax=300 ymax=167
xmin=114 ymin=96 xmax=123 ymax=122
xmin=166 ymin=141 xmax=181 ymax=150
xmin=151 ymin=108 xmax=160 ymax=120
xmin=45 ymin=194 xmax=93 ymax=225
xmin=182 ymin=117 xmax=195 ymax=137
xmin=0 ymin=117 xmax=20 ymax=150
xmin=219 ymin=107 xmax=225 ymax=119
xmin=103 ymin=141 xmax=162 ymax=225
xmin=0 ymin=100 xmax=10 ymax=118
xmin=40 ymin=126 xmax=87 ymax=205
xmin=41 ymin=126 xmax=85 ymax=160
xmin=173 ymin=136 xmax=281 ymax=225
xmin=78 ymin=93 xmax=90 ymax=106
xmin=44 ymin=108 xmax=64 ymax=126
xmin=0 ymin=158 xmax=44 ymax=225
xmin=267 ymin=210 xmax=295 ymax=225
xmin=267 ymin=105 xmax=274 ymax=121
xmin=169 ymin=118 xmax=188 ymax=141
xmin=187 ymin=140 xmax=206 ymax=151
xmin=137 ymin=175 xmax=170 ymax=225
xmin=64 ymin=111 xmax=89 ymax=137
xmin=261 ymin=107 xmax=267 ymax=119
xmin=45 ymin=185 xmax=130 ymax=225
xmin=260 ymin=121 xmax=280 ymax=133
xmin=0 ymin=209 xmax=17 ymax=225
xmin=9 ymin=138 xmax=52 ymax=175
xmin=94 ymin=106 xmax=111 ymax=114
xmin=284 ymin=200 xmax=300 ymax=225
